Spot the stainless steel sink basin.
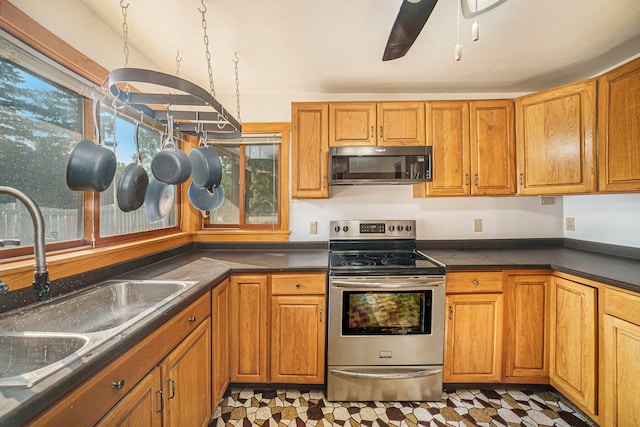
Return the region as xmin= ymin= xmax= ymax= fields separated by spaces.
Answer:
xmin=0 ymin=280 xmax=195 ymax=333
xmin=0 ymin=332 xmax=89 ymax=387
xmin=0 ymin=279 xmax=198 ymax=387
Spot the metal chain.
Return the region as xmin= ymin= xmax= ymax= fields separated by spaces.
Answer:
xmin=120 ymin=1 xmax=130 ymax=68
xmin=198 ymin=1 xmax=216 ymax=99
xmin=233 ymin=52 xmax=241 ymax=122
xmin=175 ymin=50 xmax=182 ymax=76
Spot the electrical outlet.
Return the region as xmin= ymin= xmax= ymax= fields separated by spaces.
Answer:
xmin=473 ymin=219 xmax=483 ymax=232
xmin=309 ymin=221 xmax=318 ymax=234
xmin=540 ymin=197 xmax=555 ymax=206
xmin=565 ymin=217 xmax=575 ymax=231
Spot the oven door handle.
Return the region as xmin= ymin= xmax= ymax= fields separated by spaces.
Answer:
xmin=330 ymin=279 xmax=444 ymax=289
xmin=329 ymin=368 xmax=442 ymax=380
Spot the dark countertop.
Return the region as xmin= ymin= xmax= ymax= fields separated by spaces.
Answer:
xmin=427 ymin=247 xmax=640 ymax=292
xmin=1 ymin=243 xmax=638 ymax=426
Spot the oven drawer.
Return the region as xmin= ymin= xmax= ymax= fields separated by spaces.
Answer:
xmin=327 ymin=365 xmax=443 ymax=401
xmin=271 ymin=273 xmax=327 ymax=295
xmin=446 ymin=271 xmax=504 ymax=293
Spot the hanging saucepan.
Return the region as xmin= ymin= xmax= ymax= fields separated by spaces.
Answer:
xmin=187 ymin=182 xmax=219 ymax=212
xmin=117 ymin=121 xmax=149 ymax=212
xmin=66 ymin=98 xmax=116 ymax=192
xmin=144 ymin=177 xmax=175 ymax=223
xmin=151 ymin=118 xmax=191 ymax=185
xmin=211 ymin=185 xmax=224 ymax=210
xmin=189 ymin=136 xmax=222 ymax=190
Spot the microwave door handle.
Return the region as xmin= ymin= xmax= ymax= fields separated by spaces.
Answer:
xmin=330 ymin=368 xmax=442 ymax=380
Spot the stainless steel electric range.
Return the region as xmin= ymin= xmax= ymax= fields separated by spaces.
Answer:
xmin=327 ymin=219 xmax=446 ymax=402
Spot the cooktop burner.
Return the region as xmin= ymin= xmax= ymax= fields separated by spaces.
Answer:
xmin=328 ymin=220 xmax=445 ymax=276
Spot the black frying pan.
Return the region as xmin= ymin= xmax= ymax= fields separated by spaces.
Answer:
xmin=117 ymin=122 xmax=149 ymax=212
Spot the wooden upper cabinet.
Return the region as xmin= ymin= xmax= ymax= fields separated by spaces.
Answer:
xmin=329 ymin=102 xmax=377 ymax=146
xmin=377 ymin=102 xmax=425 ymax=146
xmin=422 ymin=101 xmax=470 ymax=196
xmin=329 ymin=101 xmax=425 ymax=147
xmin=470 ymin=99 xmax=516 ymax=195
xmin=515 ymin=79 xmax=597 ymax=195
xmin=598 ymin=56 xmax=640 ymax=192
xmin=291 ymin=102 xmax=329 ymax=198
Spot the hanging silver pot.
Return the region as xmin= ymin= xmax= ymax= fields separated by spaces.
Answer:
xmin=117 ymin=121 xmax=149 ymax=212
xmin=66 ymin=99 xmax=116 ymax=192
xmin=144 ymin=177 xmax=175 ymax=223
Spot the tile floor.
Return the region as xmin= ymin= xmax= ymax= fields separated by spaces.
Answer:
xmin=210 ymin=388 xmax=594 ymax=427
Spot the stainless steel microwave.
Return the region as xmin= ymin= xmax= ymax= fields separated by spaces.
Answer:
xmin=329 ymin=146 xmax=432 ymax=185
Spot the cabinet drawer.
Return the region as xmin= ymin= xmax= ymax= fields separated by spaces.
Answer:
xmin=271 ymin=273 xmax=326 ymax=295
xmin=605 ymin=286 xmax=640 ymax=326
xmin=447 ymin=271 xmax=504 ymax=293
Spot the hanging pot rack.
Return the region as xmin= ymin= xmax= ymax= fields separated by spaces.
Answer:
xmin=106 ymin=67 xmax=241 ymax=137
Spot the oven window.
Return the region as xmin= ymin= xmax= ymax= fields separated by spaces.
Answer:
xmin=342 ymin=290 xmax=432 ymax=335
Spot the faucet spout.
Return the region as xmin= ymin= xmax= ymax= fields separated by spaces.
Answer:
xmin=0 ymin=186 xmax=50 ymax=301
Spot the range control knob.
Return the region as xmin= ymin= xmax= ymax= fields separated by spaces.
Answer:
xmin=388 ymin=225 xmax=395 ymax=232
xmin=334 ymin=225 xmax=341 ymax=233
xmin=406 ymin=224 xmax=412 ymax=232
xmin=342 ymin=225 xmax=349 ymax=232
xmin=397 ymin=225 xmax=404 ymax=232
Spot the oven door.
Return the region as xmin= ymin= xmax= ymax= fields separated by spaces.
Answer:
xmin=328 ymin=275 xmax=446 ymax=366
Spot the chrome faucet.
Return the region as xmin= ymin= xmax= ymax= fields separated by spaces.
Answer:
xmin=0 ymin=186 xmax=51 ymax=301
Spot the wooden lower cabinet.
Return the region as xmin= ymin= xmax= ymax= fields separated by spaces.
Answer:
xmin=161 ymin=319 xmax=211 ymax=427
xmin=503 ymin=273 xmax=551 ymax=383
xmin=550 ymin=275 xmax=598 ymax=418
xmin=601 ymin=287 xmax=640 ymax=426
xmin=212 ymin=278 xmax=230 ymax=408
xmin=230 ymin=274 xmax=269 ymax=382
xmin=271 ymin=295 xmax=325 ymax=383
xmin=97 ymin=368 xmax=162 ymax=427
xmin=444 ymin=293 xmax=503 ymax=382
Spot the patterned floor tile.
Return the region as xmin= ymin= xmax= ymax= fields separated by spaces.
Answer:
xmin=209 ymin=388 xmax=594 ymax=427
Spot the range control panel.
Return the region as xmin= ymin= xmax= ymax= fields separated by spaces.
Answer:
xmin=330 ymin=220 xmax=417 ymax=240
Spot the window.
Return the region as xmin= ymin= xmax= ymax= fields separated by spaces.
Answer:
xmin=98 ymin=106 xmax=176 ymax=239
xmin=0 ymin=30 xmax=179 ymax=256
xmin=0 ymin=44 xmax=85 ymax=254
xmin=206 ymin=134 xmax=282 ymax=230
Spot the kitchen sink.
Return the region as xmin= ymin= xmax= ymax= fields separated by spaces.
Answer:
xmin=0 ymin=279 xmax=198 ymax=387
xmin=0 ymin=332 xmax=90 ymax=387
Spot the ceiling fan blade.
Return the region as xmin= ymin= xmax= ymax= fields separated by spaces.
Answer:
xmin=382 ymin=0 xmax=439 ymax=61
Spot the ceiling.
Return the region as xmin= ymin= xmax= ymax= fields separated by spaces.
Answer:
xmin=74 ymin=0 xmax=640 ymax=97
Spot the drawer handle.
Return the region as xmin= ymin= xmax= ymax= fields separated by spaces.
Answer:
xmin=449 ymin=306 xmax=453 ymax=320
xmin=472 ymin=280 xmax=479 ymax=286
xmin=112 ymin=379 xmax=125 ymax=390
xmin=188 ymin=316 xmax=196 ymax=323
xmin=296 ymin=283 xmax=301 ymax=288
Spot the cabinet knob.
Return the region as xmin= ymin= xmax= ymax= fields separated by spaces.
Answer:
xmin=188 ymin=316 xmax=196 ymax=322
xmin=472 ymin=280 xmax=479 ymax=286
xmin=112 ymin=379 xmax=125 ymax=390
xmin=296 ymin=283 xmax=301 ymax=288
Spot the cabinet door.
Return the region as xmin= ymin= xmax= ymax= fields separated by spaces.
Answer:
xmin=503 ymin=274 xmax=550 ymax=383
xmin=291 ymin=102 xmax=329 ymax=198
xmin=444 ymin=293 xmax=503 ymax=382
xmin=161 ymin=319 xmax=212 ymax=427
xmin=329 ymin=102 xmax=377 ymax=146
xmin=423 ymin=101 xmax=470 ymax=196
xmin=598 ymin=56 xmax=640 ymax=192
xmin=550 ymin=276 xmax=597 ymax=417
xmin=230 ymin=274 xmax=269 ymax=382
xmin=602 ymin=314 xmax=640 ymax=426
xmin=515 ymin=79 xmax=596 ymax=195
xmin=96 ymin=368 xmax=162 ymax=427
xmin=212 ymin=279 xmax=230 ymax=408
xmin=470 ymin=99 xmax=515 ymax=195
xmin=377 ymin=102 xmax=425 ymax=146
xmin=271 ymin=295 xmax=326 ymax=384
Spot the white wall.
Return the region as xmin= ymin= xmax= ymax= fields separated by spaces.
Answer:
xmin=563 ymin=194 xmax=640 ymax=248
xmin=290 ymin=186 xmax=564 ymax=241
